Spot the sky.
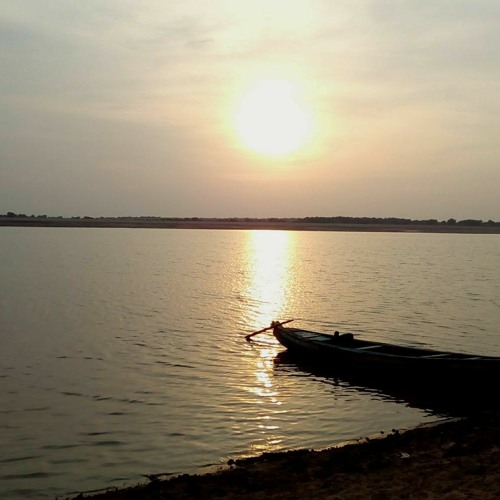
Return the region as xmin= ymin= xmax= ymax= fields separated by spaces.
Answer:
xmin=1 ymin=0 xmax=499 ymax=220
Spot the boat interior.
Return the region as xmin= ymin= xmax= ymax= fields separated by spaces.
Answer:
xmin=290 ymin=328 xmax=487 ymax=360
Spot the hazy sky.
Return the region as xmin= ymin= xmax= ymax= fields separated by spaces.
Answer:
xmin=1 ymin=1 xmax=499 ymax=220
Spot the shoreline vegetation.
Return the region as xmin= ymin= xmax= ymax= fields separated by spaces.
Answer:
xmin=72 ymin=412 xmax=500 ymax=499
xmin=2 ymin=214 xmax=500 ymax=233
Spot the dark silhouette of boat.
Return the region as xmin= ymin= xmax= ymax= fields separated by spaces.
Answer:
xmin=270 ymin=322 xmax=499 ymax=382
xmin=247 ymin=320 xmax=500 ymax=411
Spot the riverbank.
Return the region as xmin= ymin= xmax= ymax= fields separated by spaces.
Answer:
xmin=71 ymin=411 xmax=500 ymax=499
xmin=2 ymin=217 xmax=500 ymax=233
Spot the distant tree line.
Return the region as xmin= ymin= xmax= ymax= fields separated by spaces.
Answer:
xmin=299 ymin=216 xmax=500 ymax=227
xmin=1 ymin=212 xmax=88 ymax=219
xmin=2 ymin=212 xmax=50 ymax=218
xmin=1 ymin=212 xmax=499 ymax=227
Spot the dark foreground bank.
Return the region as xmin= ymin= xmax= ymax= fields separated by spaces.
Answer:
xmin=69 ymin=412 xmax=500 ymax=499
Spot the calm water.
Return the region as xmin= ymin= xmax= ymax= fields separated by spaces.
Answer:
xmin=1 ymin=228 xmax=499 ymax=498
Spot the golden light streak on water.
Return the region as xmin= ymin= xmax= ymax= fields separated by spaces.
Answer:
xmin=244 ymin=343 xmax=286 ymax=455
xmin=244 ymin=230 xmax=294 ymax=328
xmin=250 ymin=348 xmax=281 ymax=401
xmin=241 ymin=231 xmax=293 ymax=456
xmin=240 ymin=231 xmax=292 ymax=452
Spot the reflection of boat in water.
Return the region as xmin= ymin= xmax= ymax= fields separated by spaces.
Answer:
xmin=256 ymin=321 xmax=500 ymax=414
xmin=272 ymin=351 xmax=498 ymax=416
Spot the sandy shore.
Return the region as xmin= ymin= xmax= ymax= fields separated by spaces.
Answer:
xmin=2 ymin=217 xmax=500 ymax=233
xmin=70 ymin=411 xmax=500 ymax=499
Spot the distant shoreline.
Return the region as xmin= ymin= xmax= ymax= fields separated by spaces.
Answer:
xmin=1 ymin=217 xmax=500 ymax=233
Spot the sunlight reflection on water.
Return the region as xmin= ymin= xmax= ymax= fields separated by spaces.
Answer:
xmin=243 ymin=230 xmax=293 ymax=328
xmin=245 ymin=346 xmax=285 ymax=456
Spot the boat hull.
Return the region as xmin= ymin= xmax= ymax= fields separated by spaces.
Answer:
xmin=272 ymin=325 xmax=500 ymax=387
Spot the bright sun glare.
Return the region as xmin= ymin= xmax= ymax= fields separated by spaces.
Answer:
xmin=235 ymin=80 xmax=312 ymax=156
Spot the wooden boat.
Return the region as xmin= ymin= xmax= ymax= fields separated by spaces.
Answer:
xmin=248 ymin=321 xmax=500 ymax=385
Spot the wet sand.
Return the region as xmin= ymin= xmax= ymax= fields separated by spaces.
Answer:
xmin=72 ymin=411 xmax=500 ymax=499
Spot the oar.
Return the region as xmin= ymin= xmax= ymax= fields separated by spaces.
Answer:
xmin=245 ymin=319 xmax=294 ymax=342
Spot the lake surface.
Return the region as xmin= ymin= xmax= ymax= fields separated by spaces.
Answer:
xmin=1 ymin=228 xmax=499 ymax=499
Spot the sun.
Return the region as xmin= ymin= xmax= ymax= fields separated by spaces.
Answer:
xmin=235 ymin=80 xmax=312 ymax=156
